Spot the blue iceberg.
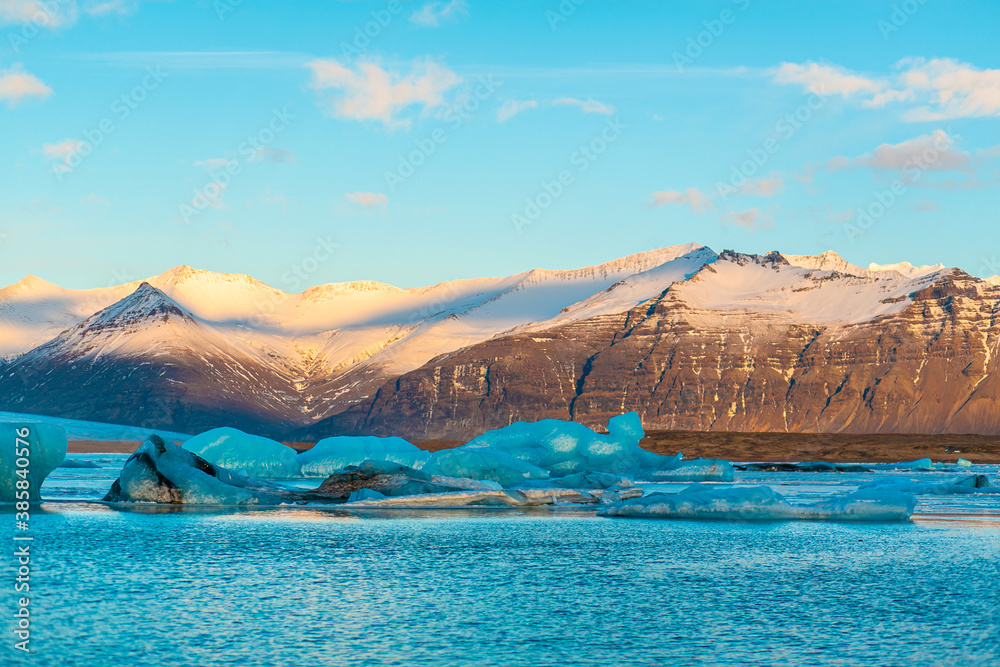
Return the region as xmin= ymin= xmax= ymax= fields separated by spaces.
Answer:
xmin=462 ymin=412 xmax=732 ymax=481
xmin=1 ymin=422 xmax=67 ymax=503
xmin=858 ymin=474 xmax=997 ymax=496
xmin=422 ymin=447 xmax=550 ymax=486
xmin=599 ymin=484 xmax=916 ymax=521
xmin=181 ymin=427 xmax=301 ymax=479
xmin=298 ymin=436 xmax=430 ymax=477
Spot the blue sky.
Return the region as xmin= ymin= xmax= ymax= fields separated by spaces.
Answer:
xmin=1 ymin=0 xmax=998 ymax=290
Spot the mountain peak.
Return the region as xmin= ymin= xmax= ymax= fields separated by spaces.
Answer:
xmin=987 ymin=275 xmax=1000 ymax=286
xmin=85 ymin=282 xmax=193 ymax=330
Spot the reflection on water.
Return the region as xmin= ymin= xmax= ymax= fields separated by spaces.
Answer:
xmin=1 ymin=459 xmax=994 ymax=666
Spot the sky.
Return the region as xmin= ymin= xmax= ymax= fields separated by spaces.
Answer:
xmin=1 ymin=0 xmax=998 ymax=291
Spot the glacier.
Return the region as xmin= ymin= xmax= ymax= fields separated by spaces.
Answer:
xmin=181 ymin=427 xmax=301 ymax=478
xmin=599 ymin=484 xmax=916 ymax=521
xmin=298 ymin=436 xmax=430 ymax=477
xmin=0 ymin=422 xmax=67 ymax=503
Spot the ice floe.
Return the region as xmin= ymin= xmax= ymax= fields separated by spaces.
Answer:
xmin=599 ymin=484 xmax=916 ymax=521
xmin=858 ymin=475 xmax=998 ymax=496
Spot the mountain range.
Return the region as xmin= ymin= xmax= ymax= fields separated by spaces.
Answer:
xmin=1 ymin=243 xmax=998 ymax=441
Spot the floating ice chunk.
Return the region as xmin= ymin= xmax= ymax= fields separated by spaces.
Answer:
xmin=874 ymin=458 xmax=936 ymax=471
xmin=516 ymin=471 xmax=634 ymax=490
xmin=346 ymin=488 xmax=386 ymax=503
xmin=858 ymin=475 xmax=997 ymax=495
xmin=423 ymin=447 xmax=550 ymax=487
xmin=298 ymin=436 xmax=429 ymax=477
xmin=599 ymin=484 xmax=915 ymax=521
xmin=639 ymin=459 xmax=735 ymax=482
xmin=104 ymin=435 xmax=311 ymax=505
xmin=313 ymin=460 xmax=480 ymax=499
xmin=737 ymin=462 xmax=871 ymax=473
xmin=182 ymin=427 xmax=301 ymax=478
xmin=340 ymin=489 xmax=525 ymax=508
xmin=1 ymin=423 xmax=67 ymax=503
xmin=461 ymin=412 xmax=728 ymax=480
xmin=957 ymin=458 xmax=972 ymax=467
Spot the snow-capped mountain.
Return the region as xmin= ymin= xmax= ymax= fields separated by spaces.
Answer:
xmin=1 ymin=244 xmax=998 ymax=440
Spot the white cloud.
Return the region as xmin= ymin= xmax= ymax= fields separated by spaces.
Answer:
xmin=772 ymin=62 xmax=883 ymax=98
xmin=722 ymin=207 xmax=775 ymax=231
xmin=649 ymin=188 xmax=714 ymax=213
xmin=898 ymin=57 xmax=1000 ymax=121
xmin=739 ymin=173 xmax=784 ymax=197
xmin=410 ymin=0 xmax=467 ymax=27
xmin=552 ymin=97 xmax=616 ymax=115
xmin=772 ymin=58 xmax=1000 ymax=121
xmin=345 ymin=192 xmax=388 ymax=209
xmin=497 ymin=99 xmax=538 ymax=123
xmin=0 ymin=0 xmax=77 ymax=27
xmin=0 ymin=63 xmax=51 ymax=107
xmin=42 ymin=138 xmax=84 ymax=172
xmin=306 ymin=57 xmax=462 ymax=129
xmin=828 ymin=130 xmax=971 ymax=174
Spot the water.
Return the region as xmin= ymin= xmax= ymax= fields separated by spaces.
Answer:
xmin=2 ymin=458 xmax=999 ymax=666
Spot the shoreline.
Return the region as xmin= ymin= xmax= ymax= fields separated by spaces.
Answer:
xmin=66 ymin=431 xmax=1000 ymax=464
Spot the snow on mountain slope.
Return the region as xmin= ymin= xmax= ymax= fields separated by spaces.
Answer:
xmin=781 ymin=251 xmax=945 ymax=280
xmin=988 ymin=275 xmax=1000 ymax=286
xmin=678 ymin=251 xmax=944 ymax=325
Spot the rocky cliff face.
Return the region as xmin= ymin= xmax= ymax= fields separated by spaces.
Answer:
xmin=300 ymin=254 xmax=1000 ymax=441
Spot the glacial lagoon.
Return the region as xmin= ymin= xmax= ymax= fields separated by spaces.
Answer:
xmin=3 ymin=457 xmax=998 ymax=666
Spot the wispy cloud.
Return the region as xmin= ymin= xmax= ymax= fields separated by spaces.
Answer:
xmin=344 ymin=192 xmax=388 ymax=209
xmin=771 ymin=58 xmax=1000 ymax=121
xmin=722 ymin=207 xmax=776 ymax=231
xmin=0 ymin=63 xmax=51 ymax=107
xmin=306 ymin=57 xmax=462 ymax=129
xmin=552 ymin=97 xmax=616 ymax=115
xmin=410 ymin=0 xmax=468 ymax=27
xmin=649 ymin=188 xmax=714 ymax=213
xmin=497 ymin=99 xmax=538 ymax=123
xmin=42 ymin=138 xmax=84 ymax=173
xmin=0 ymin=0 xmax=77 ymax=27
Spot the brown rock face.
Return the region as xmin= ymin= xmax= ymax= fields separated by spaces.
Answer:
xmin=303 ymin=264 xmax=1000 ymax=441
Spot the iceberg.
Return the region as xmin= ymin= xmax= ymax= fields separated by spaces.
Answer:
xmin=298 ymin=436 xmax=429 ymax=477
xmin=599 ymin=484 xmax=915 ymax=521
xmin=462 ymin=412 xmax=733 ymax=481
xmin=312 ymin=460 xmax=482 ymax=499
xmin=181 ymin=427 xmax=301 ymax=478
xmin=422 ymin=447 xmax=550 ymax=487
xmin=1 ymin=423 xmax=67 ymax=503
xmin=858 ymin=474 xmax=997 ymax=496
xmin=104 ymin=435 xmax=316 ymax=505
xmin=873 ymin=458 xmax=936 ymax=471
